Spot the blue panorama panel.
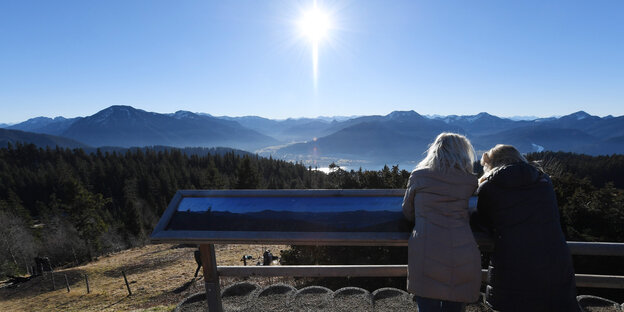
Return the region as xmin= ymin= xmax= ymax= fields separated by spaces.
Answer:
xmin=166 ymin=196 xmax=412 ymax=232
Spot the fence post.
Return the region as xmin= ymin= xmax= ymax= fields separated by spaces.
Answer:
xmin=200 ymin=244 xmax=223 ymax=312
xmin=122 ymin=271 xmax=132 ymax=296
xmin=51 ymin=272 xmax=57 ymax=290
xmin=47 ymin=264 xmax=56 ymax=291
xmin=85 ymin=274 xmax=90 ymax=294
xmin=64 ymin=274 xmax=70 ymax=292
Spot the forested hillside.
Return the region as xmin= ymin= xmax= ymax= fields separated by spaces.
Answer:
xmin=0 ymin=145 xmax=622 ymax=281
xmin=0 ymin=143 xmax=409 ymax=277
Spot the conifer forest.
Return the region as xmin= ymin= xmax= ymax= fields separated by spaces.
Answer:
xmin=1 ymin=144 xmax=623 ymax=288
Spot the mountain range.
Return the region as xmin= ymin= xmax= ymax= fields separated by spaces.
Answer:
xmin=5 ymin=106 xmax=277 ymax=151
xmin=2 ymin=105 xmax=623 ymax=169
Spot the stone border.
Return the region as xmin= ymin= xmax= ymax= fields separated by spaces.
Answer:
xmin=173 ymin=291 xmax=206 ymax=312
xmin=372 ymin=287 xmax=410 ymax=300
xmin=372 ymin=287 xmax=415 ymax=311
xmin=577 ymin=295 xmax=622 ymax=312
xmin=255 ymin=283 xmax=298 ymax=298
xmin=250 ymin=283 xmax=297 ymax=311
xmin=174 ymin=286 xmax=624 ymax=312
xmin=331 ymin=287 xmax=373 ymax=311
xmin=291 ymin=285 xmax=334 ymax=311
xmin=221 ymin=282 xmax=260 ymax=312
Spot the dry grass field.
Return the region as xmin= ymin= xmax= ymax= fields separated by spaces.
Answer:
xmin=0 ymin=244 xmax=291 ymax=312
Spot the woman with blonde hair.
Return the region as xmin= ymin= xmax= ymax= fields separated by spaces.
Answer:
xmin=475 ymin=144 xmax=580 ymax=311
xmin=402 ymin=132 xmax=481 ymax=312
xmin=479 ymin=144 xmax=527 ymax=182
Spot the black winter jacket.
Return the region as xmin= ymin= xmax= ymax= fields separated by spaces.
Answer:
xmin=474 ymin=162 xmax=579 ymax=312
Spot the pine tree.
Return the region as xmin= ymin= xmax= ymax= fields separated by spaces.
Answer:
xmin=235 ymin=156 xmax=261 ymax=189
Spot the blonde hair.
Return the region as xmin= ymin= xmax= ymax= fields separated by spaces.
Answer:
xmin=481 ymin=144 xmax=527 ymax=170
xmin=480 ymin=145 xmax=528 ymax=182
xmin=416 ymin=132 xmax=476 ymax=174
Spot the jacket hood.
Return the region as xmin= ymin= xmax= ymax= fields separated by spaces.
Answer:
xmin=484 ymin=162 xmax=544 ymax=188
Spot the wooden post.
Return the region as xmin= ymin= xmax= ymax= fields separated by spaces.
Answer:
xmin=51 ymin=271 xmax=56 ymax=290
xmin=199 ymin=244 xmax=222 ymax=312
xmin=122 ymin=271 xmax=132 ymax=296
xmin=85 ymin=274 xmax=90 ymax=294
xmin=72 ymin=246 xmax=78 ymax=265
xmin=64 ymin=274 xmax=70 ymax=292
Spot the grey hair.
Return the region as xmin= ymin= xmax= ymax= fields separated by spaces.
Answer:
xmin=416 ymin=132 xmax=476 ymax=174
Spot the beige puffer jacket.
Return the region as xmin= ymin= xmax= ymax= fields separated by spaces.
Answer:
xmin=402 ymin=168 xmax=481 ymax=303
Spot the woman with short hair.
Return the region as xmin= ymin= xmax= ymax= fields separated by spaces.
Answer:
xmin=475 ymin=144 xmax=580 ymax=311
xmin=403 ymin=132 xmax=482 ymax=312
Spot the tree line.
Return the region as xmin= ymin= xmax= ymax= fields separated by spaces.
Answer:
xmin=0 ymin=144 xmax=622 ymax=281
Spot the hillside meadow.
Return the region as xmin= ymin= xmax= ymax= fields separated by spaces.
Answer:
xmin=0 ymin=244 xmax=289 ymax=312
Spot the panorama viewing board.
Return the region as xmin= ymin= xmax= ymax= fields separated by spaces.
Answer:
xmin=151 ymin=189 xmax=410 ymax=246
xmin=150 ymin=189 xmax=478 ymax=246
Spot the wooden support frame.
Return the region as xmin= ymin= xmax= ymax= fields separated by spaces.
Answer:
xmin=199 ymin=244 xmax=222 ymax=312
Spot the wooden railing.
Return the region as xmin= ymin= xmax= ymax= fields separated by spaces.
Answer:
xmin=214 ymin=239 xmax=624 ymax=290
xmin=189 ymin=238 xmax=624 ymax=311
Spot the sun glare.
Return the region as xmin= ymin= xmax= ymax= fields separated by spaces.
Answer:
xmin=297 ymin=1 xmax=332 ymax=89
xmin=299 ymin=6 xmax=331 ymax=43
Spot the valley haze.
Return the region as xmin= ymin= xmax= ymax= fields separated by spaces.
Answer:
xmin=2 ymin=105 xmax=624 ymax=170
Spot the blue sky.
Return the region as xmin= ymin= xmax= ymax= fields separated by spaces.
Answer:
xmin=1 ymin=0 xmax=623 ymax=123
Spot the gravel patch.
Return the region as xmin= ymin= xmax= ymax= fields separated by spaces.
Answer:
xmin=250 ymin=283 xmax=297 ymax=312
xmin=578 ymin=295 xmax=622 ymax=312
xmin=330 ymin=287 xmax=372 ymax=312
xmin=292 ymin=286 xmax=333 ymax=312
xmin=221 ymin=282 xmax=260 ymax=312
xmin=465 ymin=302 xmax=491 ymax=312
xmin=174 ymin=292 xmax=207 ymax=312
xmin=174 ymin=285 xmax=624 ymax=312
xmin=372 ymin=287 xmax=415 ymax=312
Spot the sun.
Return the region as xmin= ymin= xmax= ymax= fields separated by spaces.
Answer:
xmin=297 ymin=1 xmax=332 ymax=89
xmin=299 ymin=5 xmax=331 ymax=44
